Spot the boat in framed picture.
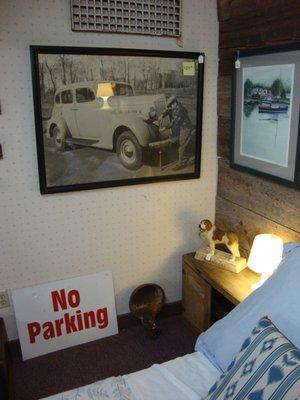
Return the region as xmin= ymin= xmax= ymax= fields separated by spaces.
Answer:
xmin=258 ymin=103 xmax=289 ymax=114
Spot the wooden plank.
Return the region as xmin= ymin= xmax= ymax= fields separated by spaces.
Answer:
xmin=183 ymin=254 xmax=260 ymax=305
xmin=219 ymin=49 xmax=236 ymax=76
xmin=218 ymin=75 xmax=231 ymax=118
xmin=262 ymin=17 xmax=300 ymax=43
xmin=215 ymin=196 xmax=300 ymax=257
xmin=219 ymin=40 xmax=298 ymax=75
xmin=219 ymin=4 xmax=300 ymax=32
xmin=217 ymin=159 xmax=300 ymax=233
xmin=217 ymin=117 xmax=231 ymax=158
xmin=219 ymin=16 xmax=299 ymax=49
xmin=220 ymin=28 xmax=264 ymax=50
xmin=218 ymin=0 xmax=260 ymax=22
xmin=217 ymin=0 xmax=300 ymax=23
xmin=216 ymin=0 xmax=300 ymax=262
xmin=182 ymin=262 xmax=211 ymax=334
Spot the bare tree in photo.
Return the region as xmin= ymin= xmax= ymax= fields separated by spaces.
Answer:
xmin=59 ymin=55 xmax=67 ymax=85
xmin=98 ymin=58 xmax=108 ymax=81
xmin=69 ymin=60 xmax=78 ymax=83
xmin=45 ymin=60 xmax=57 ymax=92
xmin=140 ymin=61 xmax=151 ymax=92
xmin=39 ymin=62 xmax=46 ymax=100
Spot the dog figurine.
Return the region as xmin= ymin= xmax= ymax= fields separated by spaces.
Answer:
xmin=199 ymin=219 xmax=240 ymax=262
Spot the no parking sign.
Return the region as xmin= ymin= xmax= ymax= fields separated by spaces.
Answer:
xmin=12 ymin=271 xmax=118 ymax=360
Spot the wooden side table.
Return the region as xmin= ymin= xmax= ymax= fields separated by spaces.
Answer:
xmin=182 ymin=253 xmax=260 ymax=334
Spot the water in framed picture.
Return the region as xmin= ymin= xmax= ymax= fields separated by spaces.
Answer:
xmin=30 ymin=46 xmax=204 ymax=194
xmin=231 ymin=43 xmax=300 ymax=188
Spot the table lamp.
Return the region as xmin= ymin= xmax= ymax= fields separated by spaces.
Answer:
xmin=97 ymin=82 xmax=114 ymax=98
xmin=96 ymin=82 xmax=115 ymax=109
xmin=248 ymin=234 xmax=283 ymax=289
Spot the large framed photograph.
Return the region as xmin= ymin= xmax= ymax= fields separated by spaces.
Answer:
xmin=231 ymin=43 xmax=300 ymax=187
xmin=31 ymin=46 xmax=204 ymax=194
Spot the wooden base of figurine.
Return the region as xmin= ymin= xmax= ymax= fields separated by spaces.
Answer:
xmin=194 ymin=247 xmax=247 ymax=273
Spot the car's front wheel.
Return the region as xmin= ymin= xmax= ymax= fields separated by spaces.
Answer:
xmin=52 ymin=125 xmax=66 ymax=152
xmin=116 ymin=131 xmax=143 ymax=170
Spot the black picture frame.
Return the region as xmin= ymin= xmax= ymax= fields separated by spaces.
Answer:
xmin=30 ymin=46 xmax=204 ymax=194
xmin=230 ymin=42 xmax=300 ymax=188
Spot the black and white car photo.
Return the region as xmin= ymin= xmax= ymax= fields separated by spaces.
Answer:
xmin=31 ymin=46 xmax=204 ymax=193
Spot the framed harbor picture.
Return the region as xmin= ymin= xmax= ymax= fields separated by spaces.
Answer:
xmin=30 ymin=46 xmax=204 ymax=194
xmin=231 ymin=43 xmax=300 ymax=188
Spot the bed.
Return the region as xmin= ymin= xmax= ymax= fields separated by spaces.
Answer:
xmin=44 ymin=351 xmax=221 ymax=400
xmin=2 ymin=243 xmax=300 ymax=400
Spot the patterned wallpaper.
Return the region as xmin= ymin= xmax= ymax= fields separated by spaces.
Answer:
xmin=0 ymin=0 xmax=218 ymax=339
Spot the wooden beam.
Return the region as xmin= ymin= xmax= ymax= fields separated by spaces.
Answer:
xmin=218 ymin=75 xmax=231 ymax=118
xmin=219 ymin=8 xmax=300 ymax=34
xmin=217 ymin=117 xmax=231 ymax=158
xmin=220 ymin=17 xmax=300 ymax=49
xmin=219 ymin=40 xmax=300 ymax=75
xmin=215 ymin=196 xmax=300 ymax=257
xmin=217 ymin=159 xmax=300 ymax=233
xmin=216 ymin=0 xmax=300 ymax=259
xmin=219 ymin=49 xmax=235 ymax=76
xmin=217 ymin=0 xmax=300 ymax=23
xmin=218 ymin=0 xmax=260 ymax=22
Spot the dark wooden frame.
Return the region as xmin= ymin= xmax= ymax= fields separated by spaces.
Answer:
xmin=230 ymin=42 xmax=300 ymax=188
xmin=30 ymin=46 xmax=204 ymax=194
xmin=0 ymin=318 xmax=13 ymax=400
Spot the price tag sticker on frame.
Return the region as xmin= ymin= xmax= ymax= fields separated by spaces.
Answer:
xmin=182 ymin=61 xmax=196 ymax=76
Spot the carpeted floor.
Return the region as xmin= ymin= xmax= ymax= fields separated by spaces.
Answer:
xmin=10 ymin=315 xmax=197 ymax=400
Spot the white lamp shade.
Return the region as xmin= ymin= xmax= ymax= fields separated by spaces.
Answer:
xmin=248 ymin=234 xmax=283 ymax=276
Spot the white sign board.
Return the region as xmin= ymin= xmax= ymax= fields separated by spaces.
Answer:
xmin=12 ymin=271 xmax=118 ymax=360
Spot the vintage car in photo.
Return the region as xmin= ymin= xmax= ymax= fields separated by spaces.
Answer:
xmin=46 ymin=81 xmax=172 ymax=170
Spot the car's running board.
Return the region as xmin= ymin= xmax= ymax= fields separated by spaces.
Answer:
xmin=66 ymin=138 xmax=99 ymax=146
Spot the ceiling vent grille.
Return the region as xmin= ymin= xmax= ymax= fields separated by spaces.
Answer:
xmin=70 ymin=0 xmax=182 ymax=37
